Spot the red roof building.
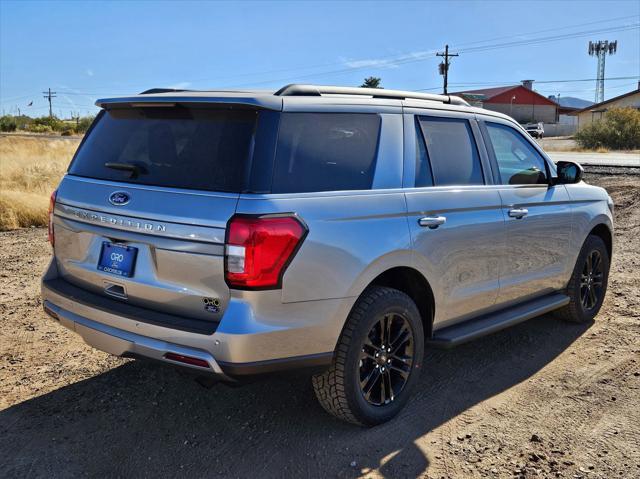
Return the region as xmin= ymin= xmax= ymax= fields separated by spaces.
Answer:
xmin=452 ymin=84 xmax=558 ymax=124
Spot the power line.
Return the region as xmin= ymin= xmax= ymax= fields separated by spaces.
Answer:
xmin=6 ymin=75 xmax=638 ymax=114
xmin=42 ymin=88 xmax=57 ymax=117
xmin=415 ymin=76 xmax=639 ymax=92
xmin=536 ymin=82 xmax=639 ymax=94
xmin=447 ymin=14 xmax=635 ymax=50
xmin=0 ymin=93 xmax=35 ymax=102
xmin=26 ymin=16 xmax=638 ymax=96
xmin=3 ymin=19 xmax=638 ymax=110
xmin=224 ymin=22 xmax=638 ymax=88
xmin=456 ymin=25 xmax=633 ymax=55
xmin=40 ymin=15 xmax=636 ymax=95
xmin=54 ymin=91 xmax=130 ymax=96
xmin=58 ymin=75 xmax=639 ymax=98
xmin=531 ymin=75 xmax=634 ymax=84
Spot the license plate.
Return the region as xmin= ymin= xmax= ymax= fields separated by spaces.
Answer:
xmin=97 ymin=242 xmax=138 ymax=277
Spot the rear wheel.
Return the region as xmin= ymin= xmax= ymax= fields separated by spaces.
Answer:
xmin=312 ymin=286 xmax=424 ymax=426
xmin=555 ymin=234 xmax=610 ymax=323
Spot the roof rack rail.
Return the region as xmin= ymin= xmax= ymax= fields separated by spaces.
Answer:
xmin=274 ymin=84 xmax=470 ymax=106
xmin=139 ymin=88 xmax=193 ymax=95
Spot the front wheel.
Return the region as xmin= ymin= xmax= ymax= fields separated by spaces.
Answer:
xmin=312 ymin=286 xmax=424 ymax=426
xmin=555 ymin=234 xmax=610 ymax=323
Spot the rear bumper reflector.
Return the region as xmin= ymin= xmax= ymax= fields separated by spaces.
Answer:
xmin=164 ymin=352 xmax=210 ymax=369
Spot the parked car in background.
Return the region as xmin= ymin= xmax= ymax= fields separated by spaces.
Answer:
xmin=524 ymin=122 xmax=545 ymax=138
xmin=42 ymin=84 xmax=613 ymax=426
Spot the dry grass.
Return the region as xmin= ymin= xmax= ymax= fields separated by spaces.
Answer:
xmin=0 ymin=135 xmax=80 ymax=230
xmin=567 ymin=146 xmax=611 ymax=153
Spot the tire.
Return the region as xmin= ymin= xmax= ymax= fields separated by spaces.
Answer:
xmin=555 ymin=234 xmax=610 ymax=323
xmin=312 ymin=286 xmax=424 ymax=426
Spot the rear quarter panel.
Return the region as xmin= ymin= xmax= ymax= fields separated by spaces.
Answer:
xmin=235 ymin=191 xmax=413 ymax=303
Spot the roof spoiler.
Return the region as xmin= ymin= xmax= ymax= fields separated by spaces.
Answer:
xmin=139 ymin=88 xmax=194 ymax=95
xmin=274 ymin=84 xmax=470 ymax=106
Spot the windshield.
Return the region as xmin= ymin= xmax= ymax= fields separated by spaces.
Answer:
xmin=68 ymin=107 xmax=258 ymax=192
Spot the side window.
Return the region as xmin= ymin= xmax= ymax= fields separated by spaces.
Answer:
xmin=415 ymin=118 xmax=433 ymax=187
xmin=272 ymin=113 xmax=381 ymax=193
xmin=485 ymin=122 xmax=548 ymax=185
xmin=418 ymin=117 xmax=484 ymax=186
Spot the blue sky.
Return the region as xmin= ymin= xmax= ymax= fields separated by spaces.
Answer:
xmin=1 ymin=0 xmax=639 ymax=117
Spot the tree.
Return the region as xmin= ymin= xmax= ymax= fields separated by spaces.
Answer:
xmin=0 ymin=115 xmax=17 ymax=132
xmin=575 ymin=107 xmax=640 ymax=150
xmin=360 ymin=77 xmax=382 ymax=89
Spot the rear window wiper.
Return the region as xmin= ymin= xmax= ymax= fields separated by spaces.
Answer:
xmin=104 ymin=162 xmax=145 ymax=179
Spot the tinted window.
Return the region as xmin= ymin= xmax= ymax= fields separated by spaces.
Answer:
xmin=69 ymin=107 xmax=257 ymax=192
xmin=272 ymin=113 xmax=381 ymax=193
xmin=415 ymin=118 xmax=433 ymax=187
xmin=418 ymin=117 xmax=483 ymax=186
xmin=485 ymin=122 xmax=548 ymax=185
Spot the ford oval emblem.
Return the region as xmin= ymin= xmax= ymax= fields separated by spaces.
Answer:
xmin=109 ymin=191 xmax=130 ymax=206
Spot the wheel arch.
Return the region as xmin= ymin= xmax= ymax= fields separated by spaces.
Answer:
xmin=588 ymin=222 xmax=613 ymax=260
xmin=366 ymin=266 xmax=436 ymax=339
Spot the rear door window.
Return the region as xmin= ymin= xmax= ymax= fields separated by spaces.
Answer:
xmin=69 ymin=107 xmax=258 ymax=192
xmin=271 ymin=113 xmax=381 ymax=193
xmin=417 ymin=116 xmax=484 ymax=186
xmin=484 ymin=122 xmax=548 ymax=185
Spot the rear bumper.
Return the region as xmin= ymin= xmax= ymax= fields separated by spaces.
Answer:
xmin=42 ymin=298 xmax=231 ymax=378
xmin=41 ymin=260 xmax=347 ymax=378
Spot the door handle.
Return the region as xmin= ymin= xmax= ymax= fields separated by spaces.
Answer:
xmin=508 ymin=208 xmax=529 ymax=219
xmin=419 ymin=216 xmax=446 ymax=229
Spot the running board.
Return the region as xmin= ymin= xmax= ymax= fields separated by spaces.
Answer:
xmin=427 ymin=293 xmax=570 ymax=349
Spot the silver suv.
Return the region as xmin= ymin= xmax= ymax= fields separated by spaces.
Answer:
xmin=42 ymin=84 xmax=613 ymax=425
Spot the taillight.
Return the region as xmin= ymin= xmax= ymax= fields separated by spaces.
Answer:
xmin=48 ymin=190 xmax=57 ymax=247
xmin=225 ymin=215 xmax=307 ymax=290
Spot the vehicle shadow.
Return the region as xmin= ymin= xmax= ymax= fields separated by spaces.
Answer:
xmin=0 ymin=314 xmax=591 ymax=478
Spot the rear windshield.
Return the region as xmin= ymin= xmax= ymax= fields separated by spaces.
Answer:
xmin=69 ymin=107 xmax=257 ymax=192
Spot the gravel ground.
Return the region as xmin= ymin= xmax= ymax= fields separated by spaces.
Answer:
xmin=1 ymin=174 xmax=639 ymax=478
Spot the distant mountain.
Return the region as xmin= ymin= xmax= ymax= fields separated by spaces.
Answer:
xmin=548 ymin=95 xmax=594 ymax=109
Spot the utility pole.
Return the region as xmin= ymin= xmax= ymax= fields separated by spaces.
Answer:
xmin=588 ymin=40 xmax=617 ymax=103
xmin=42 ymin=88 xmax=57 ymax=117
xmin=436 ymin=44 xmax=459 ymax=95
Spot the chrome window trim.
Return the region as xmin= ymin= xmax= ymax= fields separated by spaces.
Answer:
xmin=239 ymin=182 xmax=553 ymax=200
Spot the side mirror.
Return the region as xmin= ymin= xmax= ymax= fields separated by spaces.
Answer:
xmin=555 ymin=161 xmax=583 ymax=184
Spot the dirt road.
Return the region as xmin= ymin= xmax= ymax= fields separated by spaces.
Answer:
xmin=1 ymin=174 xmax=639 ymax=478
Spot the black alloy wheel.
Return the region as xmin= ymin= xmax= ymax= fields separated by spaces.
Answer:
xmin=555 ymin=234 xmax=610 ymax=324
xmin=580 ymin=249 xmax=604 ymax=311
xmin=312 ymin=286 xmax=425 ymax=426
xmin=359 ymin=313 xmax=414 ymax=406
